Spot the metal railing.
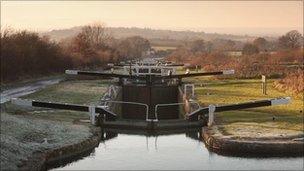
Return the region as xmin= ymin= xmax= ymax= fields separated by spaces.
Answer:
xmin=100 ymin=100 xmax=150 ymax=121
xmin=154 ymin=101 xmax=200 ymax=121
xmin=101 ymin=99 xmax=202 ymax=122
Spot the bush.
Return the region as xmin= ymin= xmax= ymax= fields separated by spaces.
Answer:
xmin=1 ymin=29 xmax=73 ymax=82
xmin=274 ymin=69 xmax=304 ymax=94
xmin=1 ymin=26 xmax=152 ymax=83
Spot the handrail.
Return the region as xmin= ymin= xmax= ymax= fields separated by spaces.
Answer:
xmin=100 ymin=100 xmax=150 ymax=121
xmin=154 ymin=101 xmax=200 ymax=121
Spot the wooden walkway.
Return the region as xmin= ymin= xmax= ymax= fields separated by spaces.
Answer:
xmin=101 ymin=119 xmax=205 ymax=130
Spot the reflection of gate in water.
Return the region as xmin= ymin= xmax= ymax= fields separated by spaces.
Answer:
xmin=122 ymin=85 xmax=179 ymax=120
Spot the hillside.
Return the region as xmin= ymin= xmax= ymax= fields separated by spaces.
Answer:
xmin=41 ymin=26 xmax=259 ymax=44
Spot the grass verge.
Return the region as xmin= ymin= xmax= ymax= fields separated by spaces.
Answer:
xmin=193 ymin=78 xmax=303 ymax=136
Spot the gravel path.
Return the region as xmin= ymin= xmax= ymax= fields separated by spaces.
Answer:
xmin=0 ymin=78 xmax=63 ymax=104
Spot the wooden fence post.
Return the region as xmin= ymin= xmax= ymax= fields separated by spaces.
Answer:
xmin=262 ymin=75 xmax=267 ymax=95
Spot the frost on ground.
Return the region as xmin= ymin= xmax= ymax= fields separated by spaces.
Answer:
xmin=0 ymin=113 xmax=92 ymax=170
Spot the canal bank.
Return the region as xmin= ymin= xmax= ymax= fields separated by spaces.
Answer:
xmin=20 ymin=126 xmax=102 ymax=171
xmin=194 ymin=78 xmax=304 ymax=157
xmin=0 ymin=113 xmax=98 ymax=170
xmin=21 ymin=125 xmax=303 ymax=170
xmin=0 ymin=79 xmax=110 ymax=170
xmin=53 ymin=131 xmax=304 ymax=170
xmin=202 ymin=126 xmax=304 ymax=157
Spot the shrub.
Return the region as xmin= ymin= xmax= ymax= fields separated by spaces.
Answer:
xmin=1 ymin=29 xmax=73 ymax=82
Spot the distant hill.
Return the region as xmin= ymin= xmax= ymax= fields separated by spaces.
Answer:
xmin=41 ymin=26 xmax=260 ymax=45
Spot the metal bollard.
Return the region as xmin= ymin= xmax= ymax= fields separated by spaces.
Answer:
xmin=89 ymin=106 xmax=96 ymax=125
xmin=208 ymin=104 xmax=216 ymax=127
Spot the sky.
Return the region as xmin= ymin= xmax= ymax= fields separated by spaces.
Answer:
xmin=1 ymin=1 xmax=303 ymax=36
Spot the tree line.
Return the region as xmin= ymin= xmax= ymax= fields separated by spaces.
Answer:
xmin=167 ymin=30 xmax=303 ymax=93
xmin=242 ymin=30 xmax=303 ymax=55
xmin=167 ymin=30 xmax=303 ymax=77
xmin=0 ymin=23 xmax=151 ymax=83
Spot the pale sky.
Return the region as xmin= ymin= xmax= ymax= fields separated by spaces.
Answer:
xmin=1 ymin=1 xmax=303 ymax=36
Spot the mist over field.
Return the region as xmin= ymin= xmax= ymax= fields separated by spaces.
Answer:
xmin=41 ymin=26 xmax=258 ymax=42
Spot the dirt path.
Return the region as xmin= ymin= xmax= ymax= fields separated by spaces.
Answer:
xmin=0 ymin=78 xmax=63 ymax=104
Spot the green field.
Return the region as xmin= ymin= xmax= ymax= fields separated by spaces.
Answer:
xmin=4 ymin=80 xmax=110 ymax=122
xmin=3 ymin=77 xmax=303 ymax=137
xmin=193 ymin=78 xmax=303 ymax=135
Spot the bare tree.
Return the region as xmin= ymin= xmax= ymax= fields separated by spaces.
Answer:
xmin=79 ymin=22 xmax=111 ymax=49
xmin=190 ymin=39 xmax=205 ymax=53
xmin=278 ymin=30 xmax=302 ymax=49
xmin=0 ymin=27 xmax=14 ymax=39
xmin=253 ymin=37 xmax=267 ymax=52
xmin=225 ymin=40 xmax=236 ymax=51
xmin=205 ymin=41 xmax=213 ymax=53
xmin=242 ymin=43 xmax=259 ymax=55
xmin=118 ymin=36 xmax=151 ymax=59
xmin=210 ymin=39 xmax=235 ymax=51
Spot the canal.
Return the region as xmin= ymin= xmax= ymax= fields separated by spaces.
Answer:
xmin=53 ymin=131 xmax=303 ymax=170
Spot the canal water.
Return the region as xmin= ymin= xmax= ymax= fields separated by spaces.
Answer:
xmin=54 ymin=131 xmax=303 ymax=170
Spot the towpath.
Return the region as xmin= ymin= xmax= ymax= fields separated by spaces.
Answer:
xmin=0 ymin=78 xmax=63 ymax=104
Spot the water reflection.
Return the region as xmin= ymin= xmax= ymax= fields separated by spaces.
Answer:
xmin=53 ymin=129 xmax=303 ymax=170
